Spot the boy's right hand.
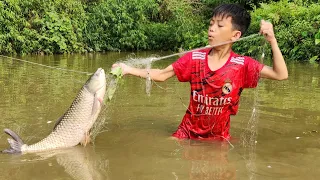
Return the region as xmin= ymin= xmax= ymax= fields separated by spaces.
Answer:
xmin=112 ymin=63 xmax=131 ymax=75
xmin=259 ymin=20 xmax=277 ymax=43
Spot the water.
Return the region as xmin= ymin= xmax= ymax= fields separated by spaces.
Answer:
xmin=0 ymin=52 xmax=320 ymax=180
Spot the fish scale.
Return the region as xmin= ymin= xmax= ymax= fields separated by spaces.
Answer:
xmin=24 ymin=88 xmax=97 ymax=152
xmin=2 ymin=68 xmax=106 ymax=154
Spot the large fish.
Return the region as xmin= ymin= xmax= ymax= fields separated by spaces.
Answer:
xmin=2 ymin=68 xmax=106 ymax=153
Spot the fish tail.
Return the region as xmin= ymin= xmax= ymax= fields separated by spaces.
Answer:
xmin=2 ymin=128 xmax=24 ymax=153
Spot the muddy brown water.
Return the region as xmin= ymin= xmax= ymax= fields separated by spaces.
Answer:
xmin=0 ymin=52 xmax=319 ymax=180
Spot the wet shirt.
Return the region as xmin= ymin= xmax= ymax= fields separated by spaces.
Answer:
xmin=172 ymin=48 xmax=264 ymax=140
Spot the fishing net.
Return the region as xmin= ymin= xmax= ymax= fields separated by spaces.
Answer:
xmin=89 ymin=55 xmax=155 ymax=141
xmin=239 ymin=39 xmax=266 ymax=180
xmin=121 ymin=56 xmax=156 ymax=96
xmin=90 ymin=74 xmax=118 ymax=142
xmin=94 ymin=34 xmax=267 ymax=179
xmin=0 ymin=34 xmax=266 ymax=180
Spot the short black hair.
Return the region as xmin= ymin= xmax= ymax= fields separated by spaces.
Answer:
xmin=212 ymin=4 xmax=251 ymax=35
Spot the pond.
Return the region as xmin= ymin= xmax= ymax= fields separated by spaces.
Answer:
xmin=0 ymin=52 xmax=319 ymax=180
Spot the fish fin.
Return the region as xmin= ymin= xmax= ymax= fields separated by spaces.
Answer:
xmin=2 ymin=128 xmax=24 ymax=154
xmin=53 ymin=115 xmax=65 ymax=131
xmin=80 ymin=132 xmax=91 ymax=147
xmin=91 ymin=95 xmax=101 ymax=115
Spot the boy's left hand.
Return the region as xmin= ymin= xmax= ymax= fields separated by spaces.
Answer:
xmin=259 ymin=20 xmax=276 ymax=43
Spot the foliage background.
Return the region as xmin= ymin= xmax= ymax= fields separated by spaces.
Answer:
xmin=0 ymin=0 xmax=319 ymax=61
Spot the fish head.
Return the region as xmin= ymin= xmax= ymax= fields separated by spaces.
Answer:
xmin=85 ymin=68 xmax=106 ymax=99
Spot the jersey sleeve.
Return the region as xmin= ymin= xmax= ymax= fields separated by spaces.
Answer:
xmin=172 ymin=52 xmax=192 ymax=82
xmin=243 ymin=57 xmax=264 ymax=88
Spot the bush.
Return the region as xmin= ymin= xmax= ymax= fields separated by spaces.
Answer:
xmin=0 ymin=0 xmax=318 ymax=62
xmin=84 ymin=0 xmax=157 ymax=51
xmin=234 ymin=0 xmax=320 ymax=62
xmin=152 ymin=0 xmax=207 ymax=51
xmin=0 ymin=0 xmax=87 ymax=54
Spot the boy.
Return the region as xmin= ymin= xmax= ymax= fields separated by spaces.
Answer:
xmin=112 ymin=4 xmax=288 ymax=140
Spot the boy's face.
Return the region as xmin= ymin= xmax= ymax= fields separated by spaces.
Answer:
xmin=208 ymin=15 xmax=241 ymax=46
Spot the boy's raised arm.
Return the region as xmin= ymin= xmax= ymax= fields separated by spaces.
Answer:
xmin=112 ymin=63 xmax=176 ymax=82
xmin=259 ymin=20 xmax=288 ymax=80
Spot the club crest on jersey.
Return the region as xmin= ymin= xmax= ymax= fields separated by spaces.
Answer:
xmin=222 ymin=80 xmax=232 ymax=95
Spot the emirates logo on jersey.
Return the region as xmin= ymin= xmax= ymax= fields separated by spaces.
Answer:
xmin=222 ymin=80 xmax=232 ymax=95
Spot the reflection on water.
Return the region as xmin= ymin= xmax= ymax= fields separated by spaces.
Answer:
xmin=0 ymin=146 xmax=109 ymax=180
xmin=53 ymin=146 xmax=109 ymax=180
xmin=0 ymin=53 xmax=320 ymax=179
xmin=178 ymin=140 xmax=236 ymax=180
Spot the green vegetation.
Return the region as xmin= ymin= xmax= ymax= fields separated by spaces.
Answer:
xmin=238 ymin=0 xmax=320 ymax=62
xmin=316 ymin=29 xmax=320 ymax=45
xmin=0 ymin=0 xmax=319 ymax=62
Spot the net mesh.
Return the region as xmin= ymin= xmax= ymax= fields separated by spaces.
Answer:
xmin=105 ymin=36 xmax=267 ymax=179
xmin=239 ymin=39 xmax=266 ymax=179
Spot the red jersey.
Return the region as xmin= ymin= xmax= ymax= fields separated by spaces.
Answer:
xmin=172 ymin=48 xmax=264 ymax=140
